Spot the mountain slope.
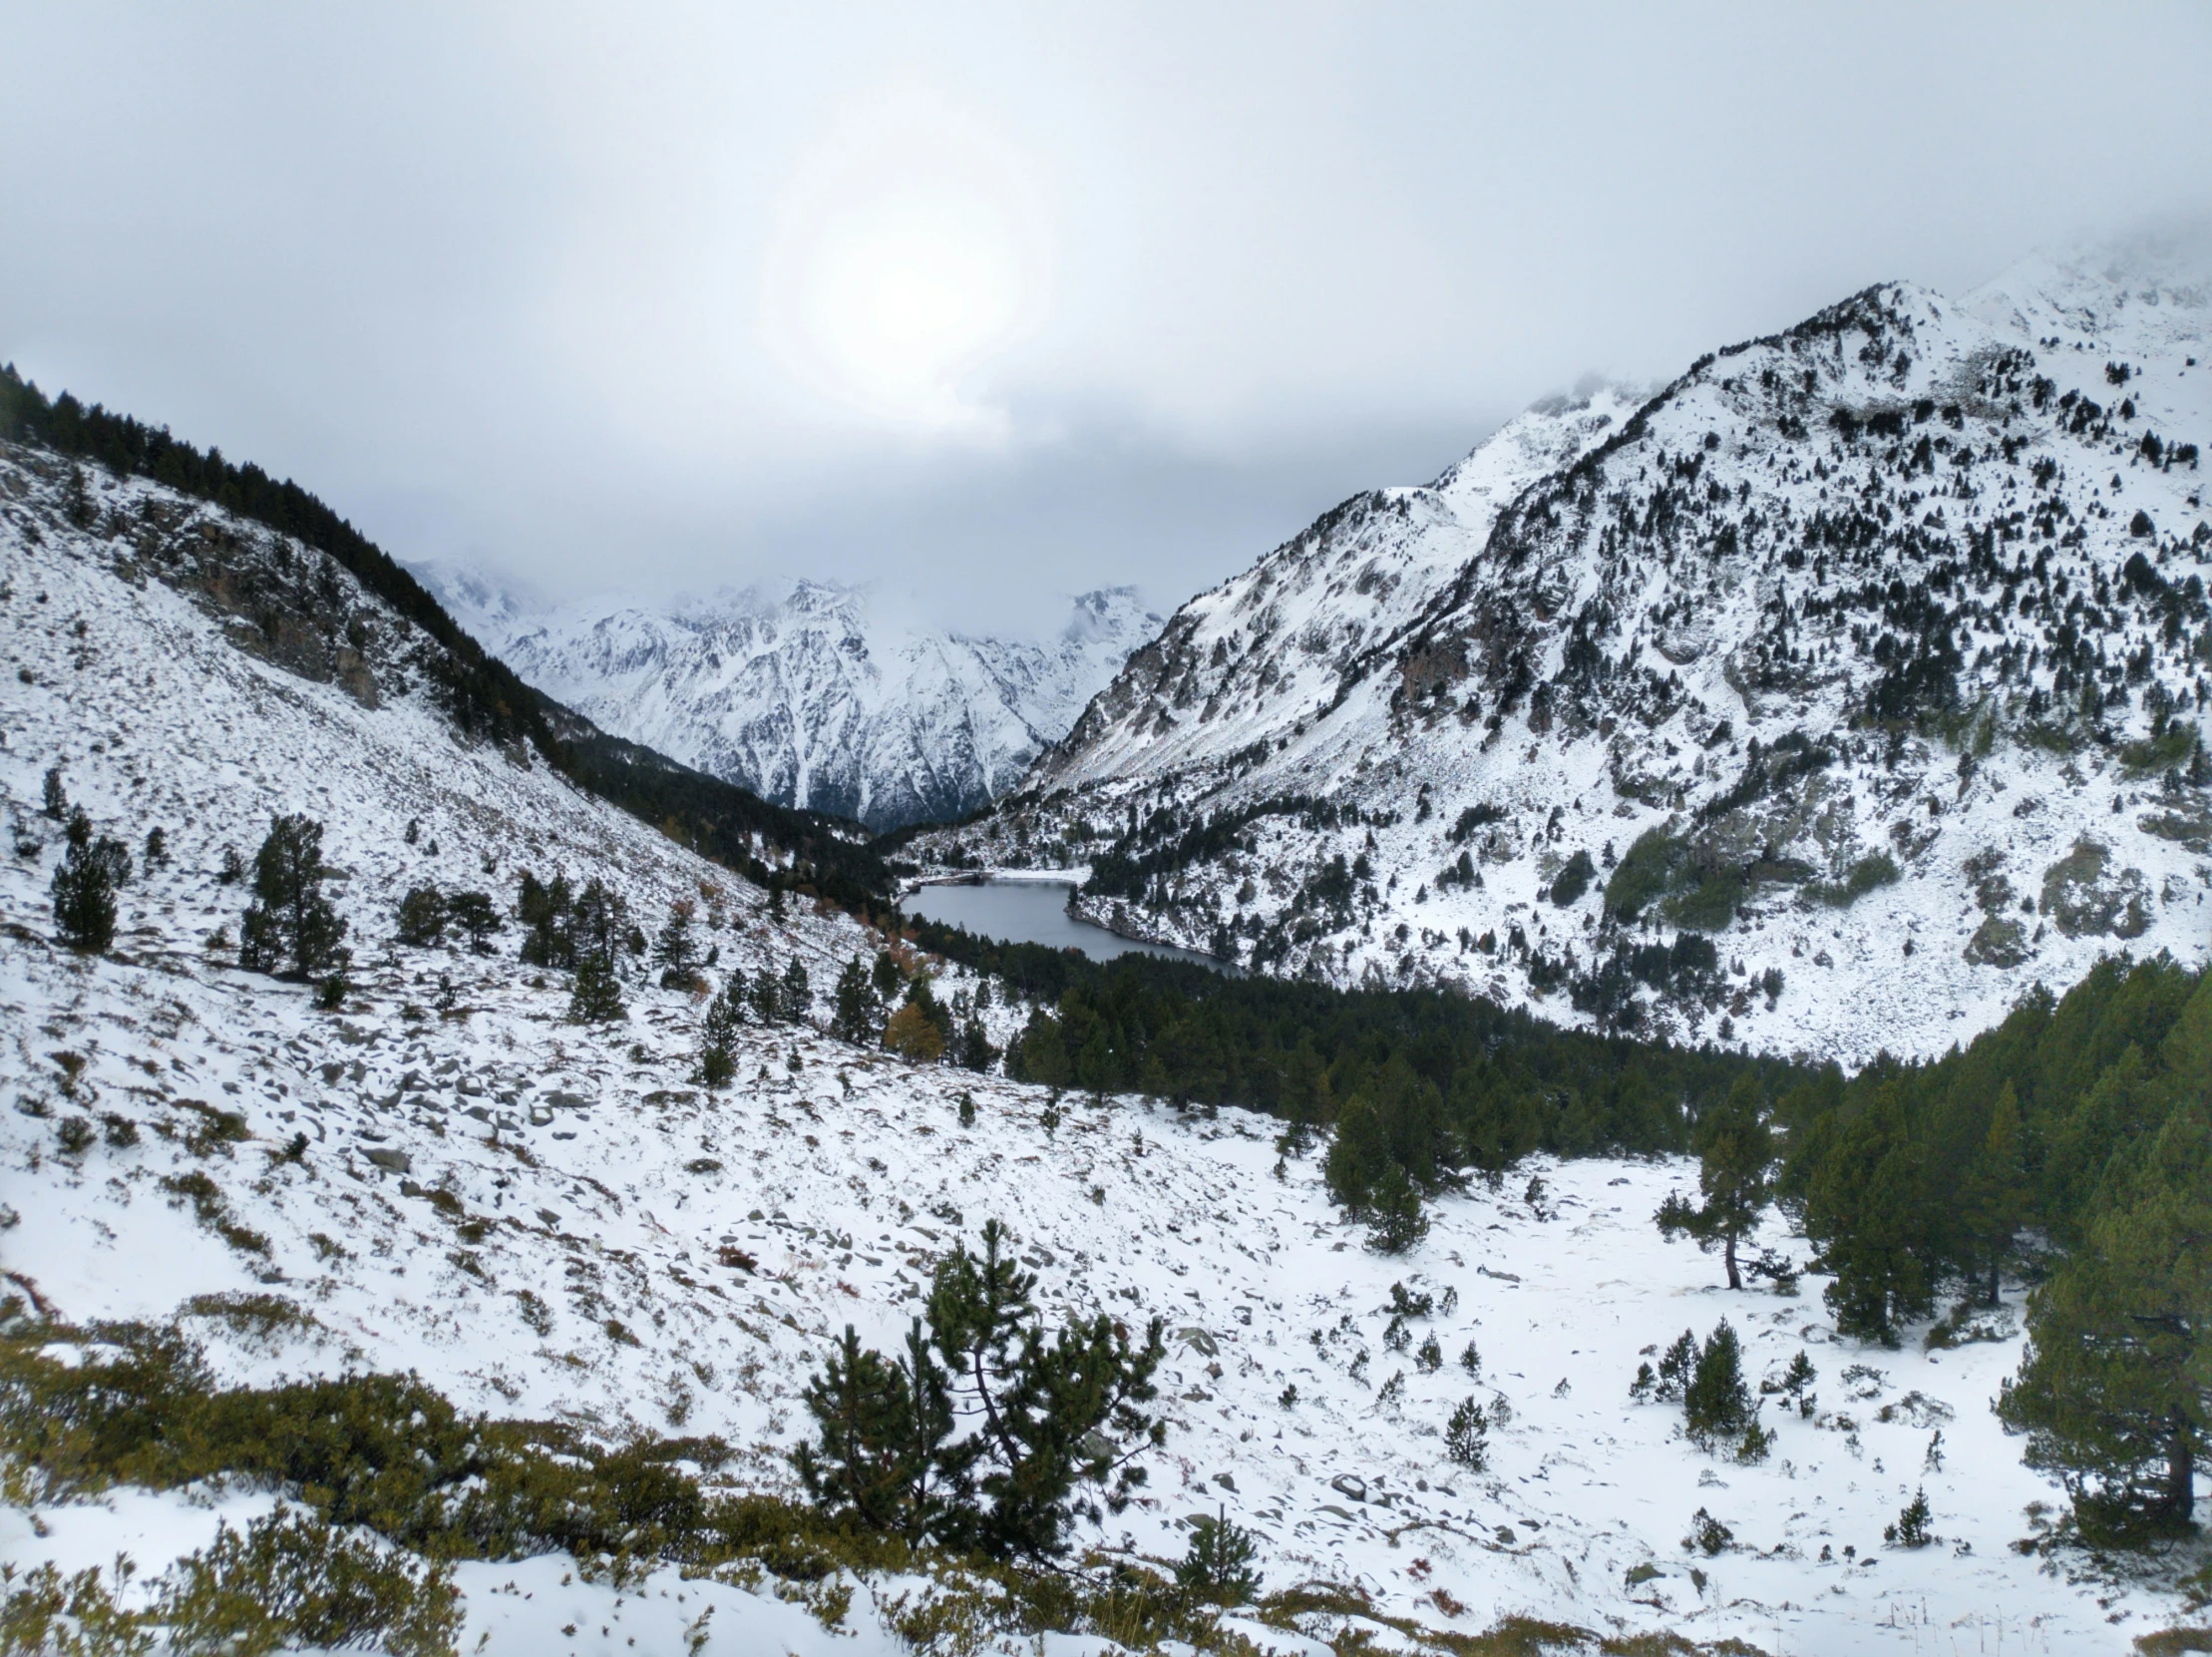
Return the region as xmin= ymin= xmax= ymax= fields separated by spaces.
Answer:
xmin=430 ymin=575 xmax=1162 ymax=831
xmin=2 ymin=368 xmax=2202 ymax=1657
xmin=918 ymin=242 xmax=2212 ymax=1063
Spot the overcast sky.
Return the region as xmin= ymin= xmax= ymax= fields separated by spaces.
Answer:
xmin=6 ymin=4 xmax=2211 ymax=634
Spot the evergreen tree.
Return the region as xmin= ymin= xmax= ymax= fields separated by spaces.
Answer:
xmin=569 ymin=878 xmax=626 ymax=973
xmin=1443 ymin=1397 xmax=1490 ymax=1468
xmin=793 ymin=1322 xmax=953 ymax=1540
xmin=781 ymin=958 xmax=811 ymax=1021
xmin=1279 ymin=1038 xmax=1333 ymax=1154
xmin=1657 ymin=1073 xmax=1773 ymax=1289
xmin=1959 ymin=1081 xmax=2028 ymax=1305
xmin=1366 ymin=1160 xmax=1430 ymax=1253
xmin=924 ymin=1220 xmax=1167 ymax=1557
xmin=516 ymin=870 xmax=575 ymax=968
xmin=795 ymin=1221 xmax=1166 ymax=1559
xmin=1177 ymin=1508 xmax=1262 ymax=1604
xmin=142 ymin=825 xmax=168 ymax=870
xmin=653 ymin=900 xmax=699 ymax=989
xmin=50 ymin=808 xmax=131 ymax=953
xmin=1886 ymin=1487 xmax=1934 ymax=1547
xmin=1323 ymin=1092 xmax=1387 ymax=1212
xmin=445 ymin=891 xmax=499 ymax=954
xmin=1633 ymin=1328 xmax=1698 ymax=1403
xmin=238 ymin=815 xmax=347 ymax=979
xmin=1682 ymin=1320 xmax=1756 ymax=1449
xmin=1012 ymin=1008 xmax=1071 ymax=1088
xmin=567 ymin=956 xmax=627 ymax=1024
xmin=699 ymin=977 xmax=743 ymax=1087
xmin=872 ymin=949 xmax=905 ymax=1003
xmin=750 ymin=964 xmax=785 ymax=1026
xmin=1802 ymin=1078 xmax=1935 ymax=1344
xmin=395 ymin=886 xmax=446 ymax=947
xmin=955 ymin=1016 xmax=997 ymax=1072
xmin=1999 ymin=1104 xmax=2211 ymax=1539
xmin=832 ymin=957 xmax=883 ymax=1045
xmin=41 ymin=765 xmax=67 ymax=820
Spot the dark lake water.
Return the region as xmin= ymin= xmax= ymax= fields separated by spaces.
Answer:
xmin=900 ymin=878 xmax=1230 ymax=972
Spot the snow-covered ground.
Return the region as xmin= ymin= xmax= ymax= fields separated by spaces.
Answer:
xmin=3 ymin=436 xmax=2207 ymax=1652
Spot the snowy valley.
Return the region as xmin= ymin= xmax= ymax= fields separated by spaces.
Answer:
xmin=0 ymin=242 xmax=2208 ymax=1657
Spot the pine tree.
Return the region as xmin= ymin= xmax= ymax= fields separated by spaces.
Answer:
xmin=516 ymin=870 xmax=575 ymax=968
xmin=832 ymin=957 xmax=883 ymax=1045
xmin=1013 ymin=1008 xmax=1071 ymax=1088
xmin=1657 ymin=1073 xmax=1773 ymax=1289
xmin=1885 ymin=1487 xmax=1934 ymax=1547
xmin=238 ymin=815 xmax=347 ymax=979
xmin=142 ymin=825 xmax=168 ymax=870
xmin=1279 ymin=1038 xmax=1332 ymax=1154
xmin=1960 ymin=1081 xmax=2029 ymax=1305
xmin=1998 ymin=1104 xmax=2210 ymax=1539
xmin=569 ymin=878 xmax=626 ymax=974
xmin=1324 ymin=1092 xmax=1390 ymax=1213
xmin=395 ymin=886 xmax=447 ymax=947
xmin=750 ymin=964 xmax=785 ymax=1026
xmin=793 ymin=1322 xmax=952 ymax=1539
xmin=1366 ymin=1160 xmax=1430 ymax=1253
xmin=41 ymin=765 xmax=67 ymax=820
xmin=1683 ymin=1320 xmax=1756 ymax=1450
xmin=653 ymin=900 xmax=699 ymax=989
xmin=445 ymin=891 xmax=499 ymax=954
xmin=956 ymin=1017 xmax=996 ymax=1072
xmin=922 ymin=1220 xmax=1167 ymax=1558
xmin=872 ymin=949 xmax=905 ymax=1004
xmin=699 ymin=977 xmax=743 ymax=1087
xmin=50 ymin=808 xmax=131 ymax=953
xmin=795 ymin=1221 xmax=1166 ymax=1559
xmin=567 ymin=956 xmax=627 ymax=1024
xmin=1444 ymin=1397 xmax=1490 ymax=1468
xmin=1802 ymin=1078 xmax=1935 ymax=1344
xmin=781 ymin=958 xmax=811 ymax=1021
xmin=1177 ymin=1508 xmax=1262 ymax=1604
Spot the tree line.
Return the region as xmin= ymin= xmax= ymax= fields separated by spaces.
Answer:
xmin=905 ymin=913 xmax=1782 ymax=1248
xmin=1766 ymin=955 xmax=2209 ymax=1541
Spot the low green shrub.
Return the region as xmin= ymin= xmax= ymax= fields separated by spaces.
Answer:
xmin=1808 ymin=851 xmax=1900 ymax=908
xmin=159 ymin=1506 xmax=460 ymax=1657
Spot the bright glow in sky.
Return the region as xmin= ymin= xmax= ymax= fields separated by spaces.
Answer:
xmin=762 ymin=88 xmax=1044 ymax=431
xmin=3 ymin=4 xmax=2210 ymax=632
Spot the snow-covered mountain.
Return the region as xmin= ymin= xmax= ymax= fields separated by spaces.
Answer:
xmin=423 ymin=573 xmax=1161 ymax=830
xmin=915 ymin=236 xmax=2212 ymax=1063
xmin=4 ymin=435 xmax=2195 ymax=1654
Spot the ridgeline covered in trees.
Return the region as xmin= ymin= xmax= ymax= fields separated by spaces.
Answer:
xmin=0 ymin=364 xmax=891 ymax=913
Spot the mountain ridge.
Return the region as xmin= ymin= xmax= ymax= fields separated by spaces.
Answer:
xmin=914 ymin=242 xmax=2212 ymax=1064
xmin=425 ymin=571 xmax=1161 ymax=831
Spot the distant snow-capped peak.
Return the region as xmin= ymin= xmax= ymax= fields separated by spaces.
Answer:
xmin=415 ymin=568 xmax=1162 ymax=830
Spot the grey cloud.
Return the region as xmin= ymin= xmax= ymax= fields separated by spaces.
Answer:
xmin=4 ymin=3 xmax=2208 ymax=632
